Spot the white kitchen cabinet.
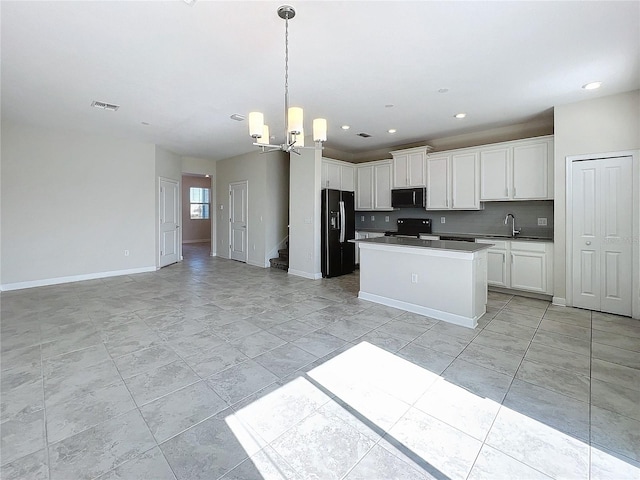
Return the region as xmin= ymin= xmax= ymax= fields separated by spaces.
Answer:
xmin=374 ymin=162 xmax=392 ymax=209
xmin=476 ymin=239 xmax=509 ymax=287
xmin=479 ymin=147 xmax=511 ymax=200
xmin=321 ymin=158 xmax=355 ymax=191
xmin=426 ymin=152 xmax=480 ymax=210
xmin=356 ymin=160 xmax=393 ymax=211
xmin=426 ymin=155 xmax=449 ymax=209
xmin=510 ymin=241 xmax=551 ymax=293
xmin=356 ymin=165 xmax=373 ymax=210
xmin=476 ymin=238 xmax=553 ymax=294
xmin=479 ymin=136 xmax=553 ymax=201
xmin=451 ymin=152 xmax=480 ymax=209
xmin=390 ymin=147 xmax=428 ymax=188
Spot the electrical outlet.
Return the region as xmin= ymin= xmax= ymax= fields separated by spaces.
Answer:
xmin=124 ymin=250 xmax=129 ymax=257
xmin=361 ymin=215 xmax=365 ymax=222
xmin=538 ymin=217 xmax=548 ymax=226
xmin=371 ymin=215 xmax=375 ymax=221
xmin=441 ymin=217 xmax=446 ymax=224
xmin=411 ymin=273 xmax=418 ymax=283
xmin=385 ymin=216 xmax=390 ymax=222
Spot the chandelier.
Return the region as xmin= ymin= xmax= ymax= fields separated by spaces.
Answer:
xmin=248 ymin=5 xmax=327 ymax=155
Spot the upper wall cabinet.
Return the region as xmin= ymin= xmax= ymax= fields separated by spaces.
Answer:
xmin=426 ymin=151 xmax=481 ymax=210
xmin=356 ymin=160 xmax=393 ymax=211
xmin=321 ymin=158 xmax=355 ymax=192
xmin=390 ymin=147 xmax=428 ymax=188
xmin=479 ymin=136 xmax=554 ymax=201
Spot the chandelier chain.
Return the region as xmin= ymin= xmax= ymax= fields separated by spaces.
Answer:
xmin=284 ymin=15 xmax=289 ymax=140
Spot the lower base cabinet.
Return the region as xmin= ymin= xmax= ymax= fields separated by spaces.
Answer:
xmin=476 ymin=239 xmax=553 ymax=295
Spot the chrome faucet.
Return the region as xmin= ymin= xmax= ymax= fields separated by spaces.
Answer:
xmin=504 ymin=213 xmax=521 ymax=237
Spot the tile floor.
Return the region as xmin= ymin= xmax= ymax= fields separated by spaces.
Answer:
xmin=1 ymin=242 xmax=639 ymax=479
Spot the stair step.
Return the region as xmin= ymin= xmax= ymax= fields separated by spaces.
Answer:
xmin=269 ymin=257 xmax=289 ymax=271
xmin=278 ymin=249 xmax=289 ymax=259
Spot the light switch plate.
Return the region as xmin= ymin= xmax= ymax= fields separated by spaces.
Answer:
xmin=441 ymin=217 xmax=446 ymax=224
xmin=385 ymin=216 xmax=389 ymax=222
xmin=538 ymin=217 xmax=548 ymax=226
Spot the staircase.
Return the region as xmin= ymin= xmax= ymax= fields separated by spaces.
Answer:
xmin=269 ymin=240 xmax=289 ymax=271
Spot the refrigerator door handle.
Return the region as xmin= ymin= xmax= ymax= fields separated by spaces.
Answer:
xmin=339 ymin=200 xmax=346 ymax=243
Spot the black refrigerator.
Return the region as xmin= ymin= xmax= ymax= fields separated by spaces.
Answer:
xmin=321 ymin=189 xmax=355 ymax=278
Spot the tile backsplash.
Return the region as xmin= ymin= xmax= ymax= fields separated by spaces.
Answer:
xmin=356 ymin=201 xmax=554 ymax=238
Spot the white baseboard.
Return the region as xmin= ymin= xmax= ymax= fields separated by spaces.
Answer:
xmin=182 ymin=239 xmax=212 ymax=244
xmin=552 ymin=297 xmax=567 ymax=306
xmin=287 ymin=269 xmax=322 ymax=280
xmin=247 ymin=260 xmax=267 ymax=269
xmin=0 ymin=266 xmax=157 ymax=292
xmin=358 ymin=291 xmax=478 ymax=329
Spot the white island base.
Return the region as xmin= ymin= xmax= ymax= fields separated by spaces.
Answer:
xmin=357 ymin=238 xmax=489 ymax=328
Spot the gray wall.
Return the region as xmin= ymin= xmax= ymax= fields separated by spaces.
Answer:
xmin=553 ymin=89 xmax=640 ymax=304
xmin=356 ymin=201 xmax=554 ymax=238
xmin=289 ymin=147 xmax=322 ymax=279
xmin=1 ymin=122 xmax=157 ymax=288
xmin=215 ymin=150 xmax=289 ymax=268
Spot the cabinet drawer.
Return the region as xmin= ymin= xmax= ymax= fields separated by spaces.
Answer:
xmin=510 ymin=241 xmax=548 ymax=253
xmin=476 ymin=239 xmax=508 ymax=250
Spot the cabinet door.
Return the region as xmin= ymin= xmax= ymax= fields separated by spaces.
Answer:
xmin=480 ymin=147 xmax=510 ymax=200
xmin=513 ymin=142 xmax=548 ymax=199
xmin=393 ymin=154 xmax=409 ymax=188
xmin=326 ymin=162 xmax=342 ymax=189
xmin=486 ymin=249 xmax=509 ymax=287
xmin=408 ymin=152 xmax=426 ymax=186
xmin=476 ymin=240 xmax=509 ymax=287
xmin=426 ymin=155 xmax=449 ymax=209
xmin=374 ymin=163 xmax=392 ymax=209
xmin=510 ymin=251 xmax=546 ymax=292
xmin=451 ymin=152 xmax=479 ymax=209
xmin=341 ymin=165 xmax=355 ymax=192
xmin=356 ymin=166 xmax=374 ymax=210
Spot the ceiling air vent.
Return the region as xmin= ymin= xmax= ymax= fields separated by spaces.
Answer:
xmin=91 ymin=100 xmax=120 ymax=112
xmin=357 ymin=132 xmax=372 ymax=138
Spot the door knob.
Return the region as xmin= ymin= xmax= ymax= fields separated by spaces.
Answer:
xmin=585 ymin=241 xmax=591 ymax=245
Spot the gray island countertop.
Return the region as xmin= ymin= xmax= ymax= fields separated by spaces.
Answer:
xmin=352 ymin=236 xmax=494 ymax=253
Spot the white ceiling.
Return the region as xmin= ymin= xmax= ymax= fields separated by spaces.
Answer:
xmin=1 ymin=1 xmax=638 ymax=161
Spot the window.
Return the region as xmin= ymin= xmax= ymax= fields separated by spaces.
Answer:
xmin=190 ymin=187 xmax=210 ymax=219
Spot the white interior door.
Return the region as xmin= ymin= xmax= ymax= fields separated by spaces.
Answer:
xmin=229 ymin=181 xmax=248 ymax=263
xmin=571 ymin=156 xmax=632 ymax=316
xmin=159 ymin=178 xmax=180 ymax=267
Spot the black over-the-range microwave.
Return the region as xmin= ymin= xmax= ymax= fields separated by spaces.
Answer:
xmin=391 ymin=187 xmax=426 ymax=208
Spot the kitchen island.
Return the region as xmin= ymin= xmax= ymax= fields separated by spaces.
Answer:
xmin=353 ymin=237 xmax=493 ymax=328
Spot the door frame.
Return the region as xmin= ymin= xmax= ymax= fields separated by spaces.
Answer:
xmin=565 ymin=149 xmax=640 ymax=318
xmin=229 ymin=180 xmax=248 ymax=263
xmin=158 ymin=176 xmax=181 ymax=268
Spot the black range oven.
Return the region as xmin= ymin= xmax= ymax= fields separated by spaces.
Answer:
xmin=385 ymin=218 xmax=432 ymax=238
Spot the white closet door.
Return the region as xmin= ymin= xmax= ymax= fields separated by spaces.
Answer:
xmin=571 ymin=156 xmax=632 ymax=316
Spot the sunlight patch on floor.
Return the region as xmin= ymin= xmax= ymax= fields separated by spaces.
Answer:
xmin=226 ymin=342 xmax=640 ymax=479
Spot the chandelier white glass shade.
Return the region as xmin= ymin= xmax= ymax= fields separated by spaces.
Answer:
xmin=249 ymin=5 xmax=327 ymax=154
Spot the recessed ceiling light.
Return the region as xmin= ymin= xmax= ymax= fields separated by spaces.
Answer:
xmin=230 ymin=114 xmax=245 ymax=121
xmin=438 ymin=88 xmax=449 ymax=94
xmin=454 ymin=113 xmax=467 ymax=119
xmin=582 ymin=81 xmax=602 ymax=90
xmin=341 ymin=125 xmax=350 ymax=130
xmin=388 ymin=129 xmax=397 ymax=134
